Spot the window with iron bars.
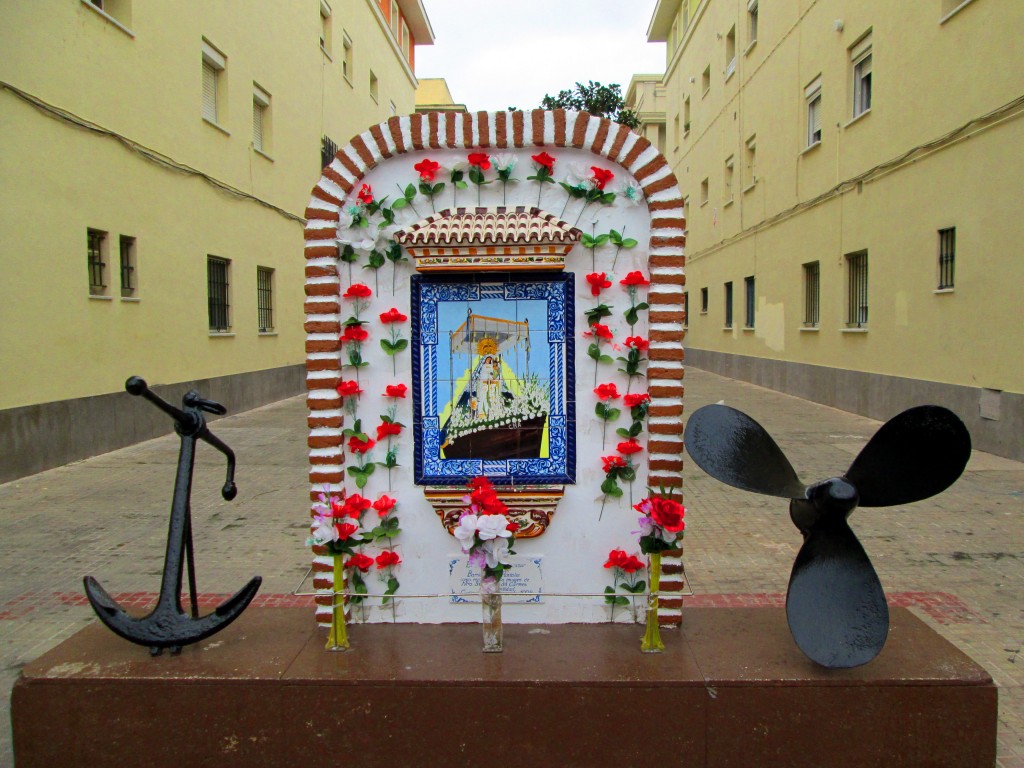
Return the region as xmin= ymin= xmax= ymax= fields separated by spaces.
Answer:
xmin=744 ymin=276 xmax=755 ymax=328
xmin=119 ymin=235 xmax=136 ymax=297
xmin=803 ymin=261 xmax=820 ymax=327
xmin=88 ymin=228 xmax=107 ymax=295
xmin=938 ymin=228 xmax=956 ymax=289
xmin=724 ymin=281 xmax=734 ymax=328
xmin=257 ymin=266 xmax=274 ymax=332
xmin=700 ymin=286 xmax=708 ymax=313
xmin=207 ymin=256 xmax=231 ymax=332
xmin=321 ymin=134 xmax=338 ymax=169
xmin=846 ymin=251 xmax=868 ymax=327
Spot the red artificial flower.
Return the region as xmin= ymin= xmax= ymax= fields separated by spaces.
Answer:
xmin=602 ymin=455 xmax=627 ymax=473
xmin=591 ymin=323 xmax=613 ymax=341
xmin=645 ymin=497 xmax=686 ymax=533
xmin=594 ymin=382 xmax=621 ymax=401
xmin=336 ymin=379 xmax=363 ymax=397
xmin=531 ymin=152 xmax=555 ymax=172
xmin=468 ymin=152 xmax=491 ymax=170
xmin=346 ymin=552 xmax=375 ymax=572
xmin=373 ymin=494 xmax=397 ymax=517
xmin=347 ymin=435 xmax=376 ymax=454
xmin=342 ymin=493 xmax=371 ymax=518
xmin=604 ymin=549 xmax=629 ymax=569
xmin=506 ymin=522 xmax=520 ymax=533
xmin=586 ymin=272 xmax=612 ymax=297
xmin=467 ymin=476 xmax=508 ymax=516
xmin=375 ymin=550 xmax=402 ymax=569
xmin=619 ymin=554 xmax=646 ymax=574
xmin=384 ymin=383 xmax=408 ymax=398
xmin=624 ymin=336 xmax=649 ymax=351
xmin=414 ymin=158 xmax=440 ymax=181
xmin=617 ymin=439 xmax=643 ymax=456
xmin=379 ymin=307 xmax=408 ymax=324
xmin=357 ymin=184 xmax=374 ymax=204
xmin=620 ymin=271 xmax=650 ymax=287
xmin=591 ymin=167 xmax=614 ymax=190
xmin=376 ymin=421 xmax=403 ymax=440
xmin=343 ymin=283 xmax=372 ymax=299
xmin=341 ymin=325 xmax=369 ymax=343
xmin=329 ymin=496 xmax=346 ymax=517
xmin=623 ymin=392 xmax=651 ymax=408
xmin=335 ymin=521 xmax=360 ymax=541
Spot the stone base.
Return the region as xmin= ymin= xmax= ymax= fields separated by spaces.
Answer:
xmin=11 ymin=607 xmax=996 ymax=767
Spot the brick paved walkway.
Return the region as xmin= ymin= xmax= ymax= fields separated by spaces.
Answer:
xmin=1 ymin=368 xmax=1021 ymax=766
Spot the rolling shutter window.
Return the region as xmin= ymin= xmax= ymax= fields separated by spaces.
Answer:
xmin=202 ymin=61 xmax=217 ymax=122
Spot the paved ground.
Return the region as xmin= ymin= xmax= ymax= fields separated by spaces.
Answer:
xmin=1 ymin=368 xmax=1021 ymax=766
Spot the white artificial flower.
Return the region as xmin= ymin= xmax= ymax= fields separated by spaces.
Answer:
xmin=492 ymin=153 xmax=517 ymax=172
xmin=565 ymin=162 xmax=595 ymax=189
xmin=620 ymin=182 xmax=644 ymax=207
xmin=476 ymin=514 xmax=512 ymax=541
xmin=306 ymin=516 xmax=337 ymax=546
xmin=482 ymin=537 xmax=513 ymax=569
xmin=454 ymin=513 xmax=479 ymax=549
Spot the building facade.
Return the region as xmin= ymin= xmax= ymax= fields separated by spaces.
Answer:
xmin=0 ymin=0 xmax=433 ymax=481
xmin=647 ymin=0 xmax=1024 ymax=460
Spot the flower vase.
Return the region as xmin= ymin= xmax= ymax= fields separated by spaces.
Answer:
xmin=641 ymin=552 xmax=665 ymax=653
xmin=325 ymin=555 xmax=349 ymax=651
xmin=480 ymin=576 xmax=503 ymax=653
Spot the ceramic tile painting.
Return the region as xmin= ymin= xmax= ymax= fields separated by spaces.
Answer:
xmin=412 ymin=273 xmax=575 ymax=485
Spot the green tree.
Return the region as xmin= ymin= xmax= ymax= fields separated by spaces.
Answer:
xmin=538 ymin=81 xmax=640 ymax=129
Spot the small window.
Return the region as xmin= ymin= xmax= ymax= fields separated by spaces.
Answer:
xmin=342 ymin=33 xmax=353 ymax=81
xmin=257 ymin=266 xmax=275 ymax=332
xmin=252 ymin=84 xmax=271 ymax=154
xmin=744 ymin=276 xmax=755 ymax=328
xmin=390 ymin=100 xmax=397 ymax=116
xmin=744 ymin=135 xmax=756 ymax=188
xmin=700 ymin=177 xmax=709 ymax=205
xmin=702 ymin=65 xmax=711 ymax=96
xmin=724 ymin=155 xmax=734 ymax=203
xmin=724 ymin=282 xmax=734 ymax=328
xmin=201 ymin=40 xmax=226 ymax=125
xmin=119 ymin=235 xmax=136 ymax=297
xmin=846 ymin=251 xmax=868 ymax=327
xmin=673 ymin=114 xmax=680 ymax=147
xmin=683 ymin=196 xmax=690 ymax=227
xmin=208 ymin=256 xmax=231 ymax=332
xmin=725 ymin=26 xmax=737 ymax=78
xmin=390 ymin=0 xmax=400 ymax=38
xmin=85 ymin=0 xmax=133 ymax=28
xmin=321 ymin=134 xmax=339 ymax=170
xmin=369 ymin=70 xmax=379 ymax=102
xmin=850 ymin=33 xmax=872 ymax=118
xmin=700 ymin=286 xmax=709 ymax=313
xmin=938 ymin=227 xmax=956 ymax=289
xmin=682 ymin=291 xmax=689 ymax=328
xmin=87 ymin=228 xmax=107 ymax=296
xmin=683 ymin=96 xmax=691 ymax=135
xmin=803 ymin=261 xmax=820 ymax=327
xmin=320 ymin=0 xmax=332 ymax=55
xmin=401 ymin=21 xmax=411 ymax=57
xmin=805 ymin=76 xmax=822 ymax=147
xmin=747 ymin=0 xmax=759 ymax=46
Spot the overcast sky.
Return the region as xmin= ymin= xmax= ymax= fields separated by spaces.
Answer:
xmin=415 ymin=0 xmax=666 ymax=112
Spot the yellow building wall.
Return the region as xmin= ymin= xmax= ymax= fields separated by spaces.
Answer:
xmin=0 ymin=0 xmax=426 ymax=410
xmin=659 ymin=0 xmax=1024 ymax=394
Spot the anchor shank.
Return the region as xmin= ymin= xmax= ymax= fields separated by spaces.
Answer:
xmin=156 ymin=431 xmax=198 ymax=614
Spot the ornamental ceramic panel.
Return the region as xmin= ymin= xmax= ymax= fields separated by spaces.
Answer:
xmin=412 ymin=273 xmax=575 ymax=485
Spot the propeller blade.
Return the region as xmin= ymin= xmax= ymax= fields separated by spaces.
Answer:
xmin=685 ymin=404 xmax=806 ymax=498
xmin=786 ymin=516 xmax=889 ymax=668
xmin=845 ymin=406 xmax=971 ymax=507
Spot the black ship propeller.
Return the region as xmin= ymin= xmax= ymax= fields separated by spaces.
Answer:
xmin=684 ymin=404 xmax=971 ymax=668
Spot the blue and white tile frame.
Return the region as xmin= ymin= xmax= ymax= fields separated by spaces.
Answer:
xmin=411 ymin=273 xmax=576 ymax=485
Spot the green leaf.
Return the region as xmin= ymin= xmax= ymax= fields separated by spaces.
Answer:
xmin=620 ymin=466 xmax=637 ymax=482
xmin=601 ymin=192 xmax=617 ymax=205
xmin=391 ymin=198 xmax=407 ymax=210
xmin=594 ymin=234 xmax=610 ymax=246
xmin=615 ymin=427 xmax=630 ymax=438
xmin=600 ymin=477 xmax=619 ymax=495
xmin=393 ymin=338 xmax=408 ymax=351
xmin=419 ymin=182 xmax=433 ymax=195
xmin=629 ymin=421 xmax=643 ymax=437
xmin=381 ymin=339 xmax=396 ymax=355
xmin=633 ymin=580 xmax=646 ymax=593
xmin=340 ymin=245 xmax=359 ymax=263
xmin=605 ymin=407 xmax=621 ymax=421
xmin=621 ymin=238 xmax=639 ymax=248
xmin=614 ymin=596 xmax=630 ymax=606
xmin=366 ymin=252 xmax=385 ymax=269
xmin=432 ymin=182 xmax=446 ymax=195
xmin=588 ymin=344 xmax=601 ymax=361
xmin=624 ymin=308 xmax=639 ymax=327
xmin=451 ymin=169 xmax=464 ymax=182
xmin=404 ymin=184 xmax=416 ymax=200
xmin=598 ymin=354 xmax=614 ymax=364
xmin=604 ymin=586 xmax=616 ymax=595
xmin=468 ymin=167 xmax=485 ymax=185
xmin=636 ymin=302 xmax=650 ymax=311
xmin=385 ymin=577 xmax=400 ymax=595
xmin=455 ymin=180 xmax=468 ymax=190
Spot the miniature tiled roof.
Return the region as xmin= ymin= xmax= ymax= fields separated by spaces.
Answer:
xmin=395 ymin=207 xmax=582 ymax=247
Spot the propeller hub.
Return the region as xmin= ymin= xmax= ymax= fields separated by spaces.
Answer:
xmin=808 ymin=477 xmax=859 ymax=517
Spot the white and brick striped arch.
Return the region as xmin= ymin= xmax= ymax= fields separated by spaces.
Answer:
xmin=303 ymin=109 xmax=687 ymax=625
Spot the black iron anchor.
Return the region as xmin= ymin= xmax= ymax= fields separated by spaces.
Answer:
xmin=83 ymin=376 xmax=262 ymax=655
